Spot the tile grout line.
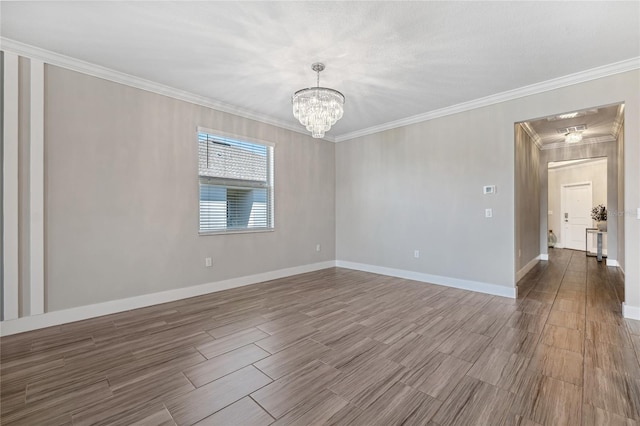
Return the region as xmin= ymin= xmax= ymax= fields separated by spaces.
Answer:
xmin=445 ymin=253 xmax=555 ymax=421
xmin=161 ymin=403 xmax=177 ymax=425
xmin=581 ymin=251 xmax=589 ymax=426
xmin=248 ymin=394 xmax=277 ymax=423
xmin=516 ymin=250 xmax=572 ymax=423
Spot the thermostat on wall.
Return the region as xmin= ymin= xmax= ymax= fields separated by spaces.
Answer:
xmin=483 ymin=185 xmax=496 ymax=195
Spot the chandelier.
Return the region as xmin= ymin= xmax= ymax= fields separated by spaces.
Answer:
xmin=565 ymin=132 xmax=583 ymax=144
xmin=292 ymin=63 xmax=345 ymax=138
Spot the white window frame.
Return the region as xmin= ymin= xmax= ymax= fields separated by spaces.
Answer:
xmin=197 ymin=127 xmax=275 ymax=235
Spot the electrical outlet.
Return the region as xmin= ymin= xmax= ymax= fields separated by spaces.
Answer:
xmin=485 ymin=208 xmax=493 ymax=218
xmin=316 ymin=244 xmax=321 ymax=252
xmin=205 ymin=257 xmax=213 ymax=267
xmin=414 ymin=250 xmax=420 ymax=258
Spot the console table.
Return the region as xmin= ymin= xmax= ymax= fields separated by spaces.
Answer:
xmin=586 ymin=228 xmax=607 ymax=262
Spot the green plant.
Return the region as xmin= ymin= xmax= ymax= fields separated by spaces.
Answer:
xmin=591 ymin=204 xmax=607 ymax=222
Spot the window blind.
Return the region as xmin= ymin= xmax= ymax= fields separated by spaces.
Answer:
xmin=198 ymin=132 xmax=274 ymax=233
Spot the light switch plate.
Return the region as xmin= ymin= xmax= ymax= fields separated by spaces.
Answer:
xmin=485 ymin=208 xmax=493 ymax=218
xmin=483 ymin=185 xmax=496 ymax=195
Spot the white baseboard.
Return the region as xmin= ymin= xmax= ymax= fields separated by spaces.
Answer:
xmin=336 ymin=260 xmax=516 ymax=299
xmin=539 ymin=253 xmax=549 ymax=261
xmin=516 ymin=255 xmax=542 ymax=282
xmin=0 ymin=261 xmax=336 ymax=337
xmin=623 ymin=303 xmax=640 ymax=321
xmin=606 ymin=259 xmax=619 ymax=267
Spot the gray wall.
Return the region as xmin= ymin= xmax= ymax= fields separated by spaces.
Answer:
xmin=547 ymin=159 xmax=607 ymax=248
xmin=336 ymin=107 xmax=516 ymax=288
xmin=40 ymin=65 xmax=336 ymax=312
xmin=337 ymin=70 xmax=639 ymax=298
xmin=540 ymin=142 xmax=618 ymax=261
xmin=515 ymin=124 xmax=541 ymax=273
xmin=18 ymin=56 xmax=30 ymax=317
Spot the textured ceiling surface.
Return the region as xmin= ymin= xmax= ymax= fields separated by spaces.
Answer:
xmin=1 ymin=1 xmax=639 ymax=139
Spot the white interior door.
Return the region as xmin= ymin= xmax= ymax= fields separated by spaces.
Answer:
xmin=562 ymin=183 xmax=592 ymax=251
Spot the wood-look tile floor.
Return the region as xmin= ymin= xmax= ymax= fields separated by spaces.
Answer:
xmin=2 ymin=249 xmax=639 ymax=425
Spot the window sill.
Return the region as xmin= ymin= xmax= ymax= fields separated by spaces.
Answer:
xmin=199 ymin=228 xmax=275 ymax=236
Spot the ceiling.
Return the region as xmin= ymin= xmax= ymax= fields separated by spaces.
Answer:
xmin=524 ymin=104 xmax=624 ymax=150
xmin=1 ymin=1 xmax=639 ymax=141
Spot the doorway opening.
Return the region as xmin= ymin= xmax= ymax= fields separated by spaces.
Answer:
xmin=514 ymin=102 xmax=624 ymax=285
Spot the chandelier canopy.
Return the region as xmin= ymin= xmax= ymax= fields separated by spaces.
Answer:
xmin=292 ymin=63 xmax=345 ymax=138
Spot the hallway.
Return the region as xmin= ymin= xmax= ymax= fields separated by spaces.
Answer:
xmin=516 ymin=248 xmax=639 ymax=424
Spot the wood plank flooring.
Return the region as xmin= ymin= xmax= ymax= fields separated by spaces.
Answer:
xmin=2 ymin=249 xmax=639 ymax=425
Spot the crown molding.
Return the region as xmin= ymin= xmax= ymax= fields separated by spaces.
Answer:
xmin=548 ymin=157 xmax=607 ymax=170
xmin=540 ymin=135 xmax=616 ymax=151
xmin=334 ymin=57 xmax=640 ymax=142
xmin=2 ymin=37 xmax=636 ymax=145
xmin=0 ymin=37 xmax=337 ymax=143
xmin=519 ymin=122 xmax=543 ymax=150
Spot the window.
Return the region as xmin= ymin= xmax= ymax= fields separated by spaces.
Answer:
xmin=198 ymin=130 xmax=274 ymax=234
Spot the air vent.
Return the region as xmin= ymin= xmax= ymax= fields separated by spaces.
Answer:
xmin=556 ymin=124 xmax=587 ymax=134
xmin=546 ymin=109 xmax=599 ymax=121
